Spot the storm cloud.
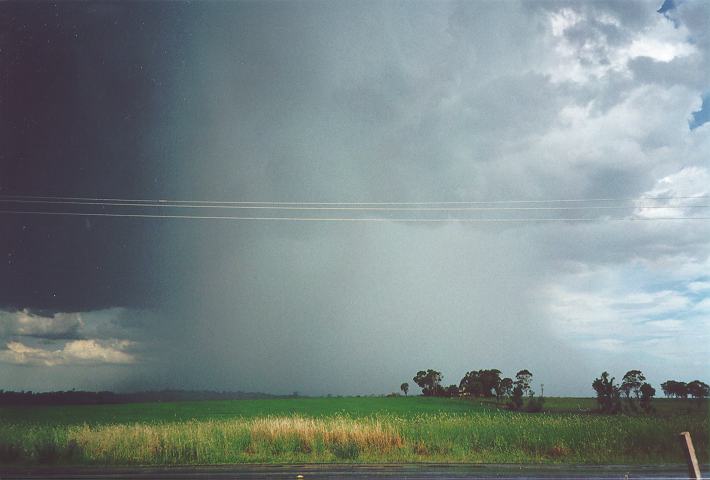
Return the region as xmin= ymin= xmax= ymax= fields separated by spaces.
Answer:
xmin=1 ymin=0 xmax=708 ymax=395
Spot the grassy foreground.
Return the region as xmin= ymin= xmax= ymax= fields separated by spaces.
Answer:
xmin=0 ymin=397 xmax=707 ymax=465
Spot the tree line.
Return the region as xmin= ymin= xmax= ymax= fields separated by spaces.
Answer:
xmin=401 ymin=368 xmax=709 ymax=414
xmin=592 ymin=370 xmax=709 ymax=413
xmin=660 ymin=379 xmax=710 ymax=399
xmin=401 ymin=368 xmax=544 ymax=411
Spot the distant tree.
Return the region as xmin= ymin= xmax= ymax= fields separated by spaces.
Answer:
xmin=458 ymin=371 xmax=475 ymax=397
xmin=459 ymin=369 xmax=502 ymax=398
xmin=446 ymin=384 xmax=460 ymax=397
xmin=687 ymin=380 xmax=709 ymax=407
xmin=620 ymin=370 xmax=645 ymax=400
xmin=400 ymin=382 xmax=409 ymax=396
xmin=510 ymin=385 xmax=524 ymax=410
xmin=661 ymin=380 xmax=689 ymax=398
xmin=660 ymin=381 xmax=671 ymax=398
xmin=413 ymin=369 xmax=443 ymax=396
xmin=639 ymin=382 xmax=655 ymax=414
xmin=515 ymin=370 xmax=534 ymax=397
xmin=499 ymin=377 xmax=514 ymax=401
xmin=480 ymin=369 xmax=502 ymax=396
xmin=620 ymin=370 xmax=646 ymax=412
xmin=592 ymin=371 xmax=621 ymax=414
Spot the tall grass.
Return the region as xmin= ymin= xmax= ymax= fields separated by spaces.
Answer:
xmin=0 ymin=412 xmax=706 ymax=465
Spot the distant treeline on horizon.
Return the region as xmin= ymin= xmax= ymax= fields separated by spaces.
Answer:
xmin=0 ymin=389 xmax=279 ymax=405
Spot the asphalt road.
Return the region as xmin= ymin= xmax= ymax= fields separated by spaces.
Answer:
xmin=0 ymin=464 xmax=701 ymax=479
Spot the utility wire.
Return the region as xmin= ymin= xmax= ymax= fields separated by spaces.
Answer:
xmin=1 ymin=193 xmax=709 ymax=206
xmin=1 ymin=210 xmax=709 ymax=222
xmin=0 ymin=198 xmax=709 ymax=211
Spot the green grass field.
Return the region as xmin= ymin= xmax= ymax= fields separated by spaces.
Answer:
xmin=0 ymin=397 xmax=707 ymax=466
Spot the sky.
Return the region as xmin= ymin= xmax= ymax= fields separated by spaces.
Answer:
xmin=0 ymin=0 xmax=708 ymax=396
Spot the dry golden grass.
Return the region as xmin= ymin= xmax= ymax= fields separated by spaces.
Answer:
xmin=67 ymin=416 xmax=404 ymax=464
xmin=248 ymin=416 xmax=403 ymax=450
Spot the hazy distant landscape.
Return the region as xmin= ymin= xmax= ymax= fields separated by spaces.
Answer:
xmin=1 ymin=396 xmax=707 ymax=466
xmin=1 ymin=366 xmax=708 ymax=467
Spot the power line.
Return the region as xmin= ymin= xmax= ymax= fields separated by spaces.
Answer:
xmin=1 ymin=198 xmax=710 ymax=211
xmin=2 ymin=210 xmax=709 ymax=222
xmin=1 ymin=193 xmax=709 ymax=206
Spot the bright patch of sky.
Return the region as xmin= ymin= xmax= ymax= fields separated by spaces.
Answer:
xmin=690 ymin=93 xmax=710 ymax=129
xmin=546 ymin=262 xmax=710 ymax=374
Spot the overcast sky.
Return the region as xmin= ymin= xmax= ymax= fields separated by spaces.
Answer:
xmin=1 ymin=0 xmax=708 ymax=396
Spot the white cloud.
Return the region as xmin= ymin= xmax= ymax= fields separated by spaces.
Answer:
xmin=644 ymin=319 xmax=685 ymax=332
xmin=550 ymin=8 xmax=584 ymax=37
xmin=688 ymin=281 xmax=710 ymax=293
xmin=0 ymin=340 xmax=135 ymax=367
xmin=635 ymin=167 xmax=710 ymax=218
xmin=0 ymin=308 xmax=144 ymax=368
xmin=627 ymin=15 xmax=697 ymax=62
xmin=543 ymin=7 xmax=696 ymax=84
xmin=582 ymin=338 xmax=626 ymax=353
xmin=0 ymin=310 xmax=82 ymax=339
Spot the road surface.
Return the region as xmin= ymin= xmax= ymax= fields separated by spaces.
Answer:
xmin=0 ymin=464 xmax=702 ymax=479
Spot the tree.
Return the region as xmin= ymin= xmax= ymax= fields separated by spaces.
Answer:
xmin=413 ymin=369 xmax=443 ymax=396
xmin=445 ymin=384 xmax=460 ymax=397
xmin=620 ymin=370 xmax=646 ymax=412
xmin=592 ymin=371 xmax=621 ymax=414
xmin=515 ymin=369 xmax=534 ymax=397
xmin=510 ymin=385 xmax=524 ymax=410
xmin=660 ymin=381 xmax=672 ymax=398
xmin=620 ymin=370 xmax=645 ymax=400
xmin=459 ymin=369 xmax=502 ymax=398
xmin=675 ymin=381 xmax=689 ymax=399
xmin=400 ymin=383 xmax=409 ymax=396
xmin=639 ymin=382 xmax=655 ymax=413
xmin=661 ymin=380 xmax=689 ymax=398
xmin=687 ymin=380 xmax=709 ymax=407
xmin=499 ymin=377 xmax=514 ymax=401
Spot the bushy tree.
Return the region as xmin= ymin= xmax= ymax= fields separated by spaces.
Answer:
xmin=413 ymin=369 xmax=443 ymax=396
xmin=620 ymin=370 xmax=645 ymax=400
xmin=515 ymin=369 xmax=534 ymax=397
xmin=498 ymin=377 xmax=514 ymax=401
xmin=592 ymin=372 xmax=621 ymax=414
xmin=661 ymin=380 xmax=688 ymax=398
xmin=459 ymin=369 xmax=502 ymax=398
xmin=620 ymin=370 xmax=646 ymax=412
xmin=687 ymin=380 xmax=709 ymax=407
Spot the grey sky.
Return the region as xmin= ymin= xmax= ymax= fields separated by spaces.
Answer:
xmin=1 ymin=0 xmax=708 ymax=395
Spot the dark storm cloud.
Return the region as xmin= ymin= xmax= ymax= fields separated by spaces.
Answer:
xmin=0 ymin=2 xmax=192 ymax=311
